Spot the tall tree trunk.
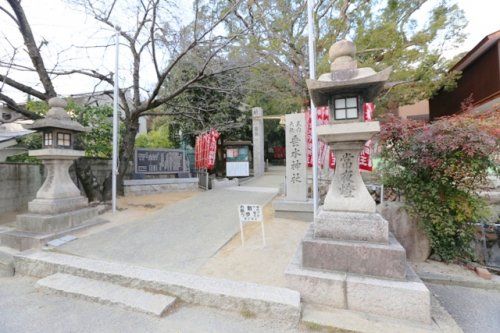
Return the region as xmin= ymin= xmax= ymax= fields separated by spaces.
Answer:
xmin=117 ymin=117 xmax=139 ymax=194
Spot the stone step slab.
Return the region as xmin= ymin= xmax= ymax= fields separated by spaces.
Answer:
xmin=37 ymin=273 xmax=177 ymax=316
xmin=14 ymin=250 xmax=301 ymax=324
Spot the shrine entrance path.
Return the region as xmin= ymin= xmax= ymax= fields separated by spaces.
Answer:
xmin=55 ymin=167 xmax=284 ymax=274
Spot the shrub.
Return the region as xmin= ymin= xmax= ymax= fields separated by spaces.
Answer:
xmin=379 ymin=102 xmax=498 ymax=262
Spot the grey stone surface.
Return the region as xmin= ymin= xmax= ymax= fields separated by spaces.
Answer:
xmin=27 ymin=155 xmax=88 ymax=214
xmin=27 ymin=97 xmax=88 ymax=132
xmin=252 ymin=107 xmax=265 ymax=177
xmin=302 ymin=228 xmax=406 ymax=279
xmin=0 ymin=163 xmax=43 ymax=215
xmin=124 ymin=178 xmax=198 ymax=186
xmin=37 ymin=273 xmax=177 ymax=317
xmin=123 ymin=181 xmax=198 ymax=196
xmin=54 ymin=174 xmax=281 ymax=273
xmin=284 ymin=113 xmax=307 ymax=202
xmin=0 ymin=217 xmax=107 ymax=251
xmin=211 ymin=177 xmax=239 ymax=189
xmin=314 ymin=208 xmax=388 ymax=243
xmin=378 ymin=202 xmax=431 ymax=261
xmin=16 ymin=206 xmax=98 ymax=233
xmin=347 ymin=266 xmax=431 ymax=323
xmin=14 ymin=251 xmax=301 ymax=323
xmin=428 ymin=283 xmax=500 ymax=333
xmin=0 ymin=276 xmax=299 ymax=333
xmin=285 ymin=246 xmax=431 ymax=323
xmin=274 ymin=210 xmax=314 ymax=222
xmin=0 ymin=247 xmax=15 ymax=277
xmin=285 ymin=247 xmax=346 ymax=308
xmin=320 ymin=140 xmax=378 ymax=213
xmin=273 ymin=199 xmax=313 ymax=222
xmin=301 ymin=296 xmax=462 ymax=333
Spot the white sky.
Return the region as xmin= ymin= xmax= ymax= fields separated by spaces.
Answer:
xmin=1 ymin=0 xmax=499 ymax=103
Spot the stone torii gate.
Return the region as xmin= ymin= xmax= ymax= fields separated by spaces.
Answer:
xmin=251 ymin=107 xmax=286 ymax=177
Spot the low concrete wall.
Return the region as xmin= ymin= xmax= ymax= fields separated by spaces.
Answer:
xmin=0 ymin=163 xmax=43 ymax=215
xmin=123 ymin=178 xmax=198 ymax=196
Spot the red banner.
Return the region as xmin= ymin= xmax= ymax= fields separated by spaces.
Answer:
xmin=306 ymin=103 xmax=375 ymax=172
xmin=195 ymin=129 xmax=220 ymax=170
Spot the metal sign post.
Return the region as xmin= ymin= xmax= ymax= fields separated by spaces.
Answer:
xmin=308 ymin=0 xmax=319 ymax=217
xmin=112 ymin=27 xmax=120 ymax=213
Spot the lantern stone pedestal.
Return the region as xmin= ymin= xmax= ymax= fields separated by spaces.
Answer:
xmin=285 ymin=40 xmax=432 ymax=326
xmin=0 ymin=98 xmax=107 ymax=251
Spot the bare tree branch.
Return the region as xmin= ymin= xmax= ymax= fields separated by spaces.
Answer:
xmin=7 ymin=0 xmax=56 ymax=98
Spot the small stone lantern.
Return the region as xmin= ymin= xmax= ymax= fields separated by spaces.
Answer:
xmin=25 ymin=97 xmax=89 ymax=214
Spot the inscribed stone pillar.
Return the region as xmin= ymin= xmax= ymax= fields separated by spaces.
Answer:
xmin=285 ymin=113 xmax=307 ymax=201
xmin=252 ymin=107 xmax=265 ymax=177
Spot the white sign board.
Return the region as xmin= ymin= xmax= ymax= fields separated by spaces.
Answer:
xmin=227 ymin=161 xmax=250 ymax=177
xmin=238 ymin=204 xmax=266 ymax=246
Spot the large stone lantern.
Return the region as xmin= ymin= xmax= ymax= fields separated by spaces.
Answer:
xmin=0 ymin=98 xmax=106 ymax=251
xmin=26 ymin=97 xmax=89 ymax=214
xmin=285 ymin=40 xmax=432 ymax=327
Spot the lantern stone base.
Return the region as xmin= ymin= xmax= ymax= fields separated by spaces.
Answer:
xmin=314 ymin=207 xmax=388 ymax=243
xmin=301 ymin=226 xmax=406 ymax=279
xmin=15 ymin=206 xmax=100 ymax=233
xmin=273 ymin=199 xmax=314 ymax=222
xmin=28 ymin=196 xmax=89 ymax=215
xmin=0 ymin=210 xmax=107 ymax=251
xmin=285 ymin=243 xmax=431 ymax=324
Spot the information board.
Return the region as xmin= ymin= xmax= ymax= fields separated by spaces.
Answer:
xmin=135 ymin=148 xmax=187 ymax=174
xmin=226 ymin=161 xmax=250 ymax=177
xmin=238 ymin=204 xmax=266 ymax=246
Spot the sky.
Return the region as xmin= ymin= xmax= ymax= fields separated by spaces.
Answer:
xmin=1 ymin=0 xmax=499 ymax=103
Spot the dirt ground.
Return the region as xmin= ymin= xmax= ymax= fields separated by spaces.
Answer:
xmin=197 ymin=202 xmax=309 ymax=287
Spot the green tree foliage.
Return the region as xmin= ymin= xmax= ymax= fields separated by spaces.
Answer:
xmin=379 ymin=102 xmax=499 ymax=261
xmin=158 ymin=19 xmax=252 ymax=144
xmin=227 ymin=0 xmax=467 ymax=114
xmin=135 ymin=124 xmax=174 ymax=149
xmin=69 ymin=101 xmax=114 ymax=158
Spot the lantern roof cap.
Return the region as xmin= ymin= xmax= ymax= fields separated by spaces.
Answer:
xmin=26 ymin=97 xmax=89 ymax=132
xmin=307 ymin=39 xmax=392 ymax=106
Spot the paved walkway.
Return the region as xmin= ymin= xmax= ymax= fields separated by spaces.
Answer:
xmin=56 ymin=169 xmax=284 ymax=273
xmin=428 ymin=283 xmax=500 ymax=333
xmin=0 ymin=276 xmax=302 ymax=333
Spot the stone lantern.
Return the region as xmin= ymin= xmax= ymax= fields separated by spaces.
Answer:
xmin=285 ymin=40 xmax=432 ymax=327
xmin=25 ymin=97 xmax=89 ymax=214
xmin=0 ymin=98 xmax=106 ymax=251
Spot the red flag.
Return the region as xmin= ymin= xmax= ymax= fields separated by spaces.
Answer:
xmin=363 ymin=103 xmax=375 ymax=121
xmin=359 ymin=139 xmax=373 ymax=172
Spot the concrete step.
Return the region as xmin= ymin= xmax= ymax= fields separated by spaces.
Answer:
xmin=14 ymin=250 xmax=301 ymax=324
xmin=37 ymin=273 xmax=177 ymax=316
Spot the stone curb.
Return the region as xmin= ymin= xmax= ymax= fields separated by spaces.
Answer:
xmin=418 ymin=272 xmax=500 ymax=291
xmin=14 ymin=250 xmax=301 ymax=324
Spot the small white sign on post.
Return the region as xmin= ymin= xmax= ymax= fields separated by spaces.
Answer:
xmin=238 ymin=204 xmax=266 ymax=247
